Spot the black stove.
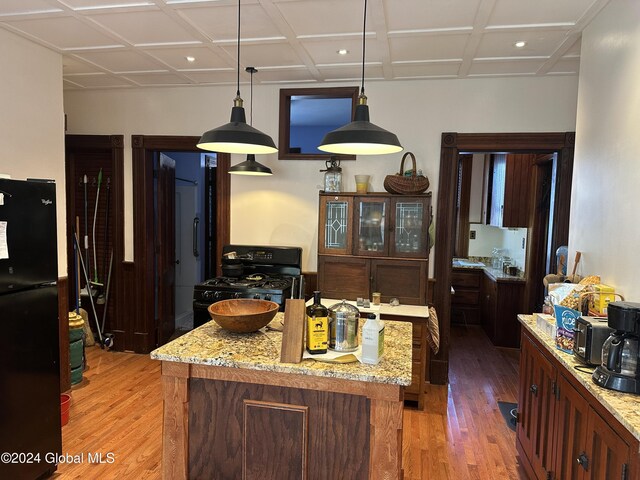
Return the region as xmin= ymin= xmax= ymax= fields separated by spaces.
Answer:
xmin=193 ymin=245 xmax=304 ymax=328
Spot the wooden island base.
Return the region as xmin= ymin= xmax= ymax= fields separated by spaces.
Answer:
xmin=162 ymin=361 xmax=404 ymax=480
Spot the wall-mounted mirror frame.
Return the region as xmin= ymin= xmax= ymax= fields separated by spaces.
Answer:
xmin=278 ymin=86 xmax=359 ymax=160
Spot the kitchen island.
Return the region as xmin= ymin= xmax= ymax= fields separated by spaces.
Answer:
xmin=151 ymin=313 xmax=412 ymax=480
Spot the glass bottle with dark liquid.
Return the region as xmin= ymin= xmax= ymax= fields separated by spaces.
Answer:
xmin=306 ymin=291 xmax=329 ymax=354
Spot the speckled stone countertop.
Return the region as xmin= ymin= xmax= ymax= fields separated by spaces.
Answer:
xmin=453 ymin=257 xmax=525 ymax=283
xmin=519 ymin=314 xmax=640 ymax=442
xmin=151 ymin=313 xmax=412 ymax=386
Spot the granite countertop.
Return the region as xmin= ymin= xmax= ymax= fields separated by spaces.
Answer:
xmin=519 ymin=314 xmax=640 ymax=442
xmin=151 ymin=312 xmax=412 ymax=386
xmin=453 ymin=257 xmax=525 ymax=283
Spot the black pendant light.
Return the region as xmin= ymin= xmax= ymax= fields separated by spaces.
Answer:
xmin=318 ymin=0 xmax=402 ymax=156
xmin=197 ymin=0 xmax=277 ymax=155
xmin=230 ymin=67 xmax=273 ymax=176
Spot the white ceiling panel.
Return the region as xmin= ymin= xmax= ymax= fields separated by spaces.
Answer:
xmin=122 ymin=72 xmax=192 ymax=85
xmin=220 ymin=42 xmax=303 ymax=67
xmin=384 ymin=0 xmax=480 ymax=31
xmin=0 ymin=0 xmax=61 ymax=17
xmin=87 ymin=10 xmax=200 ymax=45
xmin=274 ymin=0 xmax=362 ymax=36
xmin=144 ymin=46 xmax=230 ymax=70
xmin=468 ymin=59 xmax=545 ymax=76
xmin=389 ymin=34 xmax=469 ymax=62
xmin=476 ymin=30 xmax=570 ymax=58
xmin=74 ymin=49 xmax=167 ymax=72
xmin=0 ymin=0 xmax=608 ymax=89
xmin=63 ymin=73 xmax=134 ymax=87
xmin=179 ymin=4 xmax=283 ymax=41
xmin=392 ymin=62 xmax=461 ymax=78
xmin=548 ymin=57 xmax=580 ymax=74
xmin=181 ymin=70 xmax=246 ymax=84
xmin=488 ymin=0 xmax=593 ymax=27
xmin=3 ymin=16 xmax=122 ymax=49
xmin=301 ymin=37 xmax=382 ymax=65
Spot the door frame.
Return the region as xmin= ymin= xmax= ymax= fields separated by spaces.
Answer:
xmin=432 ymin=132 xmax=575 ymax=384
xmin=132 ymin=135 xmax=230 ymax=352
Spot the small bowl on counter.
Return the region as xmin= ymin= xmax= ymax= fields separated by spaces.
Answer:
xmin=208 ymin=299 xmax=279 ymax=333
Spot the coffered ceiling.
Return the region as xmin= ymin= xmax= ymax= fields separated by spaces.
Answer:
xmin=0 ymin=0 xmax=609 ymax=90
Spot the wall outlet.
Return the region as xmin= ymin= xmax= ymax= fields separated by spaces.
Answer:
xmin=470 ymin=230 xmax=476 ymax=240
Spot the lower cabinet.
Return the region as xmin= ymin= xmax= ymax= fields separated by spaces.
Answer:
xmin=318 ymin=255 xmax=427 ymax=305
xmin=451 ymin=268 xmax=481 ymax=325
xmin=481 ymin=273 xmax=523 ymax=347
xmin=517 ymin=331 xmax=637 ymax=480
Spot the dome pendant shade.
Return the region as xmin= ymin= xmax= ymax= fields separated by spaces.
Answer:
xmin=318 ymin=103 xmax=403 ymax=155
xmin=197 ymin=104 xmax=278 ymax=155
xmin=229 ymin=154 xmax=273 ymax=176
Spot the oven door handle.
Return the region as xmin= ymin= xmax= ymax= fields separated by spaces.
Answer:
xmin=193 ymin=217 xmax=200 ymax=257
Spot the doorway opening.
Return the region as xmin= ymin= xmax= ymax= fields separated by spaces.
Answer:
xmin=131 ymin=135 xmax=230 ymax=353
xmin=432 ymin=132 xmax=575 ymax=384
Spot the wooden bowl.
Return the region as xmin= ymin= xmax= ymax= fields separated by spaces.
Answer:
xmin=207 ymin=299 xmax=279 ymax=333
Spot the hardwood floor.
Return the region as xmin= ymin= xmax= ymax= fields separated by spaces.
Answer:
xmin=53 ymin=325 xmax=525 ymax=479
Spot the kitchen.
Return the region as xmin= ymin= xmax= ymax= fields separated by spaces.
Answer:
xmin=1 ymin=0 xmax=640 ymax=479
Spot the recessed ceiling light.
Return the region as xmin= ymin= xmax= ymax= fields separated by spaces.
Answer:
xmin=337 ymin=49 xmax=349 ymax=55
xmin=186 ymin=56 xmax=196 ymax=62
xmin=514 ymin=41 xmax=526 ymax=48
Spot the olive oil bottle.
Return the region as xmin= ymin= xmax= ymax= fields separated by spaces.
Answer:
xmin=306 ymin=291 xmax=329 ymax=354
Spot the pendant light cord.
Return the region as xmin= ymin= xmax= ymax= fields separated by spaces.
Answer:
xmin=360 ymin=0 xmax=367 ymax=96
xmin=236 ymin=0 xmax=241 ymax=97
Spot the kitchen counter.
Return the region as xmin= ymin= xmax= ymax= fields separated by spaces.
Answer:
xmin=453 ymin=257 xmax=525 ymax=283
xmin=151 ymin=312 xmax=412 ymax=386
xmin=518 ymin=314 xmax=640 ymax=441
xmin=152 ymin=313 xmax=411 ymax=479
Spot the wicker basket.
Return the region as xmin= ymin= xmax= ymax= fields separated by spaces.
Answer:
xmin=383 ymin=152 xmax=429 ymax=195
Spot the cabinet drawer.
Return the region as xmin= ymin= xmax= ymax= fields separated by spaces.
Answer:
xmin=451 ymin=269 xmax=481 ymax=288
xmin=451 ymin=289 xmax=480 ymax=305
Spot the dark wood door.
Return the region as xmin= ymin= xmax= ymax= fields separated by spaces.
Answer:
xmin=517 ymin=334 xmax=557 ymax=480
xmin=370 ymin=259 xmax=426 ymax=305
xmin=553 ymin=374 xmax=590 ymax=480
xmin=389 ymin=196 xmax=431 ymax=259
xmin=584 ymin=407 xmax=631 ymax=480
xmin=317 ymin=255 xmax=370 ymax=301
xmin=156 ymin=153 xmax=176 ymax=345
xmin=318 ymin=195 xmax=353 ymax=256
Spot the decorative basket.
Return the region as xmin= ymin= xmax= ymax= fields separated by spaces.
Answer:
xmin=383 ymin=152 xmax=429 ymax=195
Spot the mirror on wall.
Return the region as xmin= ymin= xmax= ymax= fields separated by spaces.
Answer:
xmin=278 ymin=86 xmax=358 ymax=160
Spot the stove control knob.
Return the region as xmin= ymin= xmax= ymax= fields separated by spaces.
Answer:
xmin=253 ymin=294 xmax=261 ymax=299
xmin=202 ymin=291 xmax=212 ymax=300
xmin=234 ymin=292 xmax=241 ymax=299
xmin=265 ymin=294 xmax=272 ymax=301
xmin=213 ymin=291 xmax=222 ymax=300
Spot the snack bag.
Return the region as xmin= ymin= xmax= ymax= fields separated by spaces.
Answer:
xmin=553 ymin=304 xmax=580 ymax=354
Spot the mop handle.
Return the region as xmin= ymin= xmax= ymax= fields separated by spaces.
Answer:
xmin=92 ymin=169 xmax=102 ymax=283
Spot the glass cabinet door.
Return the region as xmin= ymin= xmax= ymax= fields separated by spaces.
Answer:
xmin=319 ymin=196 xmax=353 ymax=255
xmin=391 ymin=199 xmax=428 ymax=257
xmin=355 ymin=198 xmax=389 ymax=256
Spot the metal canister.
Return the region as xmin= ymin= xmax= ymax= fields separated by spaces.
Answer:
xmin=329 ymin=300 xmax=359 ymax=352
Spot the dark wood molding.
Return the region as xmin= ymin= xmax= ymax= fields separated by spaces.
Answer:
xmin=131 ymin=135 xmax=231 ymax=352
xmin=433 ymin=132 xmax=575 ymax=385
xmin=58 ymin=276 xmax=70 ymax=393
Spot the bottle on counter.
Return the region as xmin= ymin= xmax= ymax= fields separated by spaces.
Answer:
xmin=306 ymin=291 xmax=329 ymax=354
xmin=361 ymin=312 xmax=385 ymax=365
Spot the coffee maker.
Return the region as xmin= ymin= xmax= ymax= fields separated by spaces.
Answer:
xmin=592 ymin=302 xmax=640 ymax=394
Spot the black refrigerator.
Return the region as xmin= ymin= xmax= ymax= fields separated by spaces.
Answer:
xmin=0 ymin=179 xmax=62 ymax=479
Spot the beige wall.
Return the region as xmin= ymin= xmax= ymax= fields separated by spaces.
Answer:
xmin=0 ymin=29 xmax=66 ymax=277
xmin=569 ymin=0 xmax=640 ymax=300
xmin=64 ymin=75 xmax=578 ymax=272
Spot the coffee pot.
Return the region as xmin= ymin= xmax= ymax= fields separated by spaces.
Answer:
xmin=592 ymin=301 xmax=640 ymax=394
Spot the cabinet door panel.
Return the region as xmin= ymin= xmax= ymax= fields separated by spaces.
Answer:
xmin=318 ymin=196 xmax=353 ymax=255
xmin=554 ymin=374 xmax=589 ymax=480
xmin=354 ymin=197 xmax=389 ymax=256
xmin=451 ymin=269 xmax=481 ymax=288
xmin=389 ymin=197 xmax=429 ymax=258
xmin=517 ymin=334 xmax=537 ymax=463
xmin=371 ymin=259 xmax=426 ymax=305
xmin=584 ymin=408 xmax=631 ymax=480
xmin=318 ymin=256 xmax=370 ymax=301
